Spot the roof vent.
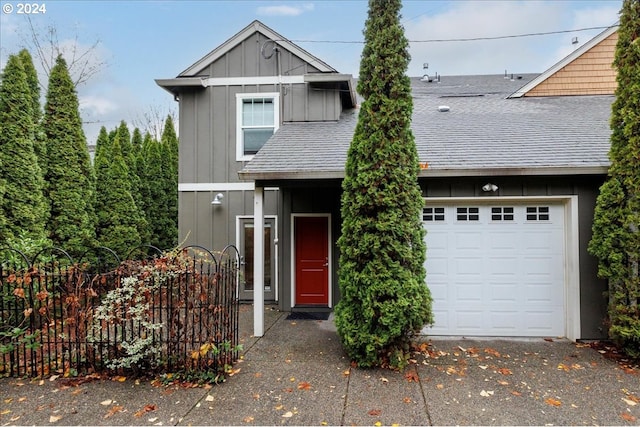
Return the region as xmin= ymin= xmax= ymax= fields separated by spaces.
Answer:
xmin=438 ymin=105 xmax=450 ymax=112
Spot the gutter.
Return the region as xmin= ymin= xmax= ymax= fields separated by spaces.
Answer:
xmin=238 ymin=165 xmax=609 ymax=182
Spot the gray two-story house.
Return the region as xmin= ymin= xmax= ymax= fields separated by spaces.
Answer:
xmin=158 ymin=21 xmax=616 ymax=341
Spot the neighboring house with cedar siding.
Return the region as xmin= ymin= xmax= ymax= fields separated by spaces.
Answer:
xmin=158 ymin=22 xmax=618 ymax=340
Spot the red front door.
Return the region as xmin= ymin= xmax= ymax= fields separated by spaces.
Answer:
xmin=294 ymin=216 xmax=329 ymax=306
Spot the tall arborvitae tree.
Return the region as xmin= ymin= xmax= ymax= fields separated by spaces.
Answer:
xmin=160 ymin=116 xmax=179 ymax=249
xmin=94 ymin=133 xmax=142 ymax=258
xmin=162 ymin=115 xmax=179 ymax=176
xmin=94 ymin=126 xmax=110 ymax=158
xmin=335 ymin=0 xmax=433 ymax=369
xmin=17 ymin=49 xmax=46 ymax=175
xmin=142 ymin=136 xmax=175 ymax=250
xmin=43 ymin=55 xmax=96 ymax=255
xmin=0 ymin=54 xmax=49 ymax=245
xmin=131 ymin=128 xmax=151 ymax=244
xmin=139 ymin=133 xmax=156 ymax=244
xmin=589 ymin=0 xmax=640 ymax=358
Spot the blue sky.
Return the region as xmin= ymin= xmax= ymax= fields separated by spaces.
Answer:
xmin=0 ymin=0 xmax=622 ymax=145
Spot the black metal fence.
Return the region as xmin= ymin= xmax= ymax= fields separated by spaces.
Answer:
xmin=0 ymin=245 xmax=240 ymax=379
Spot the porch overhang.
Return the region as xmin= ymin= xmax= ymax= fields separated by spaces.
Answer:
xmin=155 ymin=77 xmax=207 ymax=96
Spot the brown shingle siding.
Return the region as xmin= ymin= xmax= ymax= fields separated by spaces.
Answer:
xmin=525 ymin=31 xmax=617 ymax=97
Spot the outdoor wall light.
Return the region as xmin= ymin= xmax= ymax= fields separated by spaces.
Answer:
xmin=211 ymin=193 xmax=224 ymax=205
xmin=482 ymin=183 xmax=499 ymax=192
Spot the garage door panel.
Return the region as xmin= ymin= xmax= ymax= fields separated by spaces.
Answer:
xmin=457 ymin=284 xmax=482 ymax=302
xmin=489 ymin=232 xmax=520 ymax=250
xmin=429 ymin=283 xmax=448 ymax=301
xmin=489 ymin=311 xmax=520 ymax=332
xmin=523 ymin=231 xmax=562 ymax=251
xmin=524 ymin=311 xmax=557 ymax=334
xmin=455 ymin=232 xmax=483 ymax=249
xmin=427 ymin=230 xmax=449 ymax=250
xmin=423 ymin=203 xmax=565 ymax=337
xmin=490 ymin=284 xmax=518 ymax=302
xmin=456 ymin=311 xmax=485 ymax=330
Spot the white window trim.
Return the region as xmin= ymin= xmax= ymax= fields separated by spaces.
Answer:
xmin=236 ymin=92 xmax=280 ymax=162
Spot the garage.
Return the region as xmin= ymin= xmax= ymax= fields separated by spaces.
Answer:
xmin=423 ymin=202 xmax=566 ymax=337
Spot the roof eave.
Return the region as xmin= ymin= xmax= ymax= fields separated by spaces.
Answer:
xmin=239 ymin=165 xmax=609 ymax=182
xmin=419 ymin=166 xmax=609 ymax=177
xmin=239 ymin=170 xmax=345 ymax=181
xmin=304 ymin=73 xmax=357 ymax=108
xmin=155 ymin=77 xmax=206 ymax=96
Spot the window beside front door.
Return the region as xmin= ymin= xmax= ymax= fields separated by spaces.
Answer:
xmin=238 ymin=217 xmax=276 ymax=301
xmin=236 ymin=93 xmax=280 ymax=161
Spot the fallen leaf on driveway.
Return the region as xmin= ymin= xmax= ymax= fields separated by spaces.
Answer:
xmin=243 ymin=416 xmax=254 ymax=423
xmin=368 ymin=409 xmax=382 ymax=416
xmin=49 ymin=415 xmax=62 ymax=423
xmin=484 ymin=348 xmax=501 ymax=358
xmin=622 ymin=398 xmax=637 ymax=406
xmin=100 ymin=400 xmax=113 ymax=406
xmin=282 ymin=411 xmax=293 ymax=418
xmin=497 ymin=368 xmax=512 ymax=375
xmin=436 ymin=384 xmax=444 ymax=390
xmin=133 ymin=404 xmax=157 ymax=417
xmin=404 ymin=371 xmax=419 ymax=382
xmin=621 ymin=412 xmax=637 ymax=422
xmin=480 ymin=390 xmax=494 ymax=397
xmin=624 ymin=393 xmax=640 ymax=403
xmin=297 ymin=382 xmax=312 ymax=390
xmin=545 ymin=398 xmax=562 ymax=407
xmin=403 ymin=397 xmax=412 ymax=403
xmin=104 ymin=405 xmax=124 ymax=418
xmin=380 ymin=377 xmax=388 ymax=383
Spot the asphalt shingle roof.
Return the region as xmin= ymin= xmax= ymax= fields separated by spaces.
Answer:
xmin=240 ymin=74 xmax=613 ymax=181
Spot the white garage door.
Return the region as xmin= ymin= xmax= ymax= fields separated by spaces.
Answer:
xmin=423 ymin=203 xmax=565 ymax=337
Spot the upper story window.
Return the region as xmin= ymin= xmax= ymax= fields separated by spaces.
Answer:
xmin=236 ymin=93 xmax=280 ymax=161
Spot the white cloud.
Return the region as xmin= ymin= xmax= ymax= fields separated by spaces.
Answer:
xmin=79 ymin=94 xmax=118 ymax=116
xmin=257 ymin=3 xmax=314 ymax=17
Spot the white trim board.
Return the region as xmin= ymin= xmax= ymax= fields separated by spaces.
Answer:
xmin=178 ymin=183 xmax=280 ymax=192
xmin=203 ymin=76 xmax=304 ymax=87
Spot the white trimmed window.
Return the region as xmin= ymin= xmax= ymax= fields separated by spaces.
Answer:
xmin=236 ymin=93 xmax=280 ymax=161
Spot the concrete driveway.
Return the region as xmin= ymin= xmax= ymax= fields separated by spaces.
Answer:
xmin=1 ymin=305 xmax=638 ymax=426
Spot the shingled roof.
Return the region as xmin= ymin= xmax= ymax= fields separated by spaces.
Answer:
xmin=239 ymin=74 xmax=613 ymax=181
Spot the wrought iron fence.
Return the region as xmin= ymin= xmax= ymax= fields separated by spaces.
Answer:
xmin=0 ymin=245 xmax=240 ymax=379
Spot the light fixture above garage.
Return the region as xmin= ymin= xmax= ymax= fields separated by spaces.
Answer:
xmin=482 ymin=183 xmax=499 ymax=192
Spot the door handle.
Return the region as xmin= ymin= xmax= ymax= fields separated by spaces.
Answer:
xmin=323 ymin=257 xmax=328 ymax=267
